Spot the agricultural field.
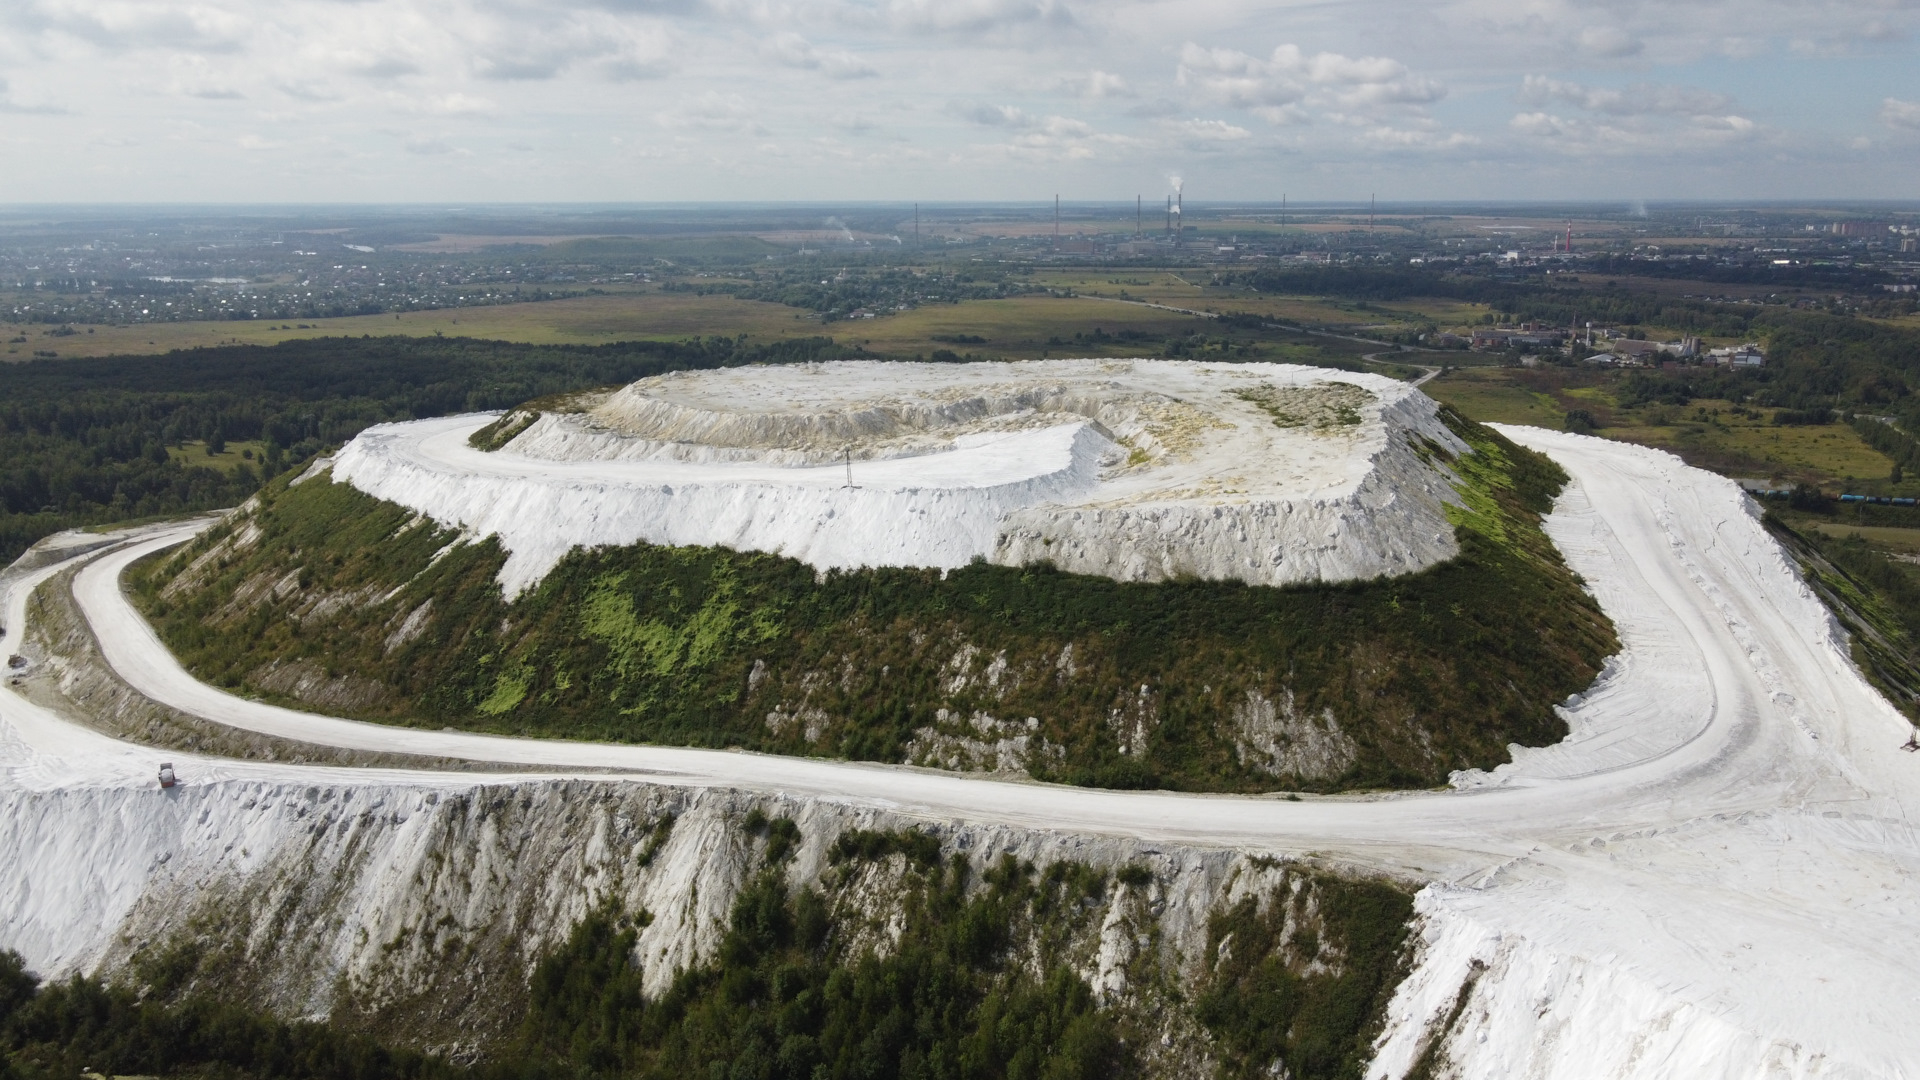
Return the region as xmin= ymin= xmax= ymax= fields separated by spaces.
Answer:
xmin=0 ymin=292 xmax=816 ymax=359
xmin=1803 ymin=521 xmax=1920 ymax=555
xmin=1 ymin=282 xmax=1426 ymax=369
xmin=1027 ymin=269 xmax=1492 ymax=335
xmin=828 ymin=294 xmax=1204 ymax=356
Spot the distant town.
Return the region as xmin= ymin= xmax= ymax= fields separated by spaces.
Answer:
xmin=3 ymin=202 xmax=1914 ymax=338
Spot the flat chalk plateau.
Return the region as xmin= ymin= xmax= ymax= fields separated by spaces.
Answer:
xmin=333 ymin=360 xmax=1468 ymax=596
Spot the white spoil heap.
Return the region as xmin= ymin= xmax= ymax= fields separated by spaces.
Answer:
xmin=331 ymin=359 xmax=1470 ymax=597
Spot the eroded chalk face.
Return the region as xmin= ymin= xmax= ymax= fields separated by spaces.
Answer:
xmin=331 ymin=359 xmax=1470 ymax=596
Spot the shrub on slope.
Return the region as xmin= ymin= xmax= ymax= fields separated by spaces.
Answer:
xmin=135 ymin=407 xmax=1616 ymax=794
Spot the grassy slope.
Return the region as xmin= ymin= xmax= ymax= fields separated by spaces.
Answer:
xmin=135 ymin=408 xmax=1616 ymax=794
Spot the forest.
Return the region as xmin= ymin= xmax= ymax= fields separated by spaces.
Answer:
xmin=0 ymin=335 xmax=867 ymax=563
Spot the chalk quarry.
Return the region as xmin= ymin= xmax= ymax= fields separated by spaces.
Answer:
xmin=4 ymin=368 xmax=1919 ymax=1074
xmin=331 ymin=360 xmax=1469 ymax=596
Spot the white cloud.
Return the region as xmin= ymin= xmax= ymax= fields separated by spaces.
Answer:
xmin=1250 ymin=103 xmax=1310 ymax=126
xmin=341 ymin=53 xmax=423 ymax=80
xmin=1510 ymin=111 xmax=1570 ymax=137
xmin=1520 ymin=76 xmax=1731 ymax=117
xmin=1041 ymin=69 xmax=1130 ymax=99
xmin=1511 ymin=75 xmax=1761 ymax=149
xmin=1578 ymin=26 xmax=1644 ymax=58
xmin=3 ymin=0 xmax=248 ymax=54
xmin=1175 ymin=117 xmax=1251 ymax=142
xmin=767 ymin=33 xmax=877 ymax=79
xmin=959 ymin=105 xmax=1122 ymax=161
xmin=1693 ymin=114 xmax=1755 ymax=134
xmin=876 ymin=0 xmax=1074 ymax=37
xmin=1177 ymin=44 xmax=1305 ymax=108
xmin=1359 ymin=126 xmax=1475 ymax=150
xmin=422 ymin=93 xmax=498 ymax=117
xmin=1177 ymin=41 xmax=1443 ymax=120
xmin=656 ymin=91 xmax=768 ymax=135
xmin=1882 ymin=97 xmax=1920 ymax=130
xmin=957 ymin=102 xmax=1033 ymax=127
xmin=0 ymin=0 xmax=1911 ymax=199
xmin=0 ymin=73 xmax=66 ymax=114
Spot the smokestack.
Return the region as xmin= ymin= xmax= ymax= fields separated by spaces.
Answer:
xmin=1054 ymin=194 xmax=1060 ymax=242
xmin=1369 ymin=193 xmax=1375 ymax=234
xmin=915 ymin=203 xmax=920 ymax=248
xmin=1281 ymin=193 xmax=1286 ymax=230
xmin=1137 ymin=194 xmax=1141 ymax=237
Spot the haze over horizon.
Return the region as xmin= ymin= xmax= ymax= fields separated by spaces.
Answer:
xmin=3 ymin=0 xmax=1918 ymax=204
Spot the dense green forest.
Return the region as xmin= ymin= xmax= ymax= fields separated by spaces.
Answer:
xmin=137 ymin=408 xmax=1614 ymax=794
xmin=0 ymin=335 xmax=867 ymax=563
xmin=0 ymin=820 xmax=1414 ymax=1080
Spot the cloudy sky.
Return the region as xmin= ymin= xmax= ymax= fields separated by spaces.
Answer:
xmin=2 ymin=0 xmax=1918 ymax=202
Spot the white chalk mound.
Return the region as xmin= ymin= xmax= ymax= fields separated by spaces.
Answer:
xmin=331 ymin=359 xmax=1471 ymax=597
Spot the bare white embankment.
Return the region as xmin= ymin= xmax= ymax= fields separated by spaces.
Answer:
xmin=331 ymin=360 xmax=1467 ymax=596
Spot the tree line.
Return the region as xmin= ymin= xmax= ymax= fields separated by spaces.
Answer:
xmin=0 ymin=334 xmax=868 ymax=564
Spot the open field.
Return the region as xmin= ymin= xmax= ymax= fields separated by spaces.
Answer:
xmin=1028 ymin=270 xmax=1492 ymax=331
xmin=0 ymin=293 xmax=826 ymax=359
xmin=0 ymin=291 xmax=1224 ymax=362
xmin=1803 ymin=522 xmax=1920 ymax=554
xmin=4 ymin=267 xmax=1514 ymax=365
xmin=165 ymin=440 xmax=269 ymax=476
xmin=843 ymin=295 xmax=1205 ymax=355
xmin=1429 ymin=366 xmax=1903 ymax=488
xmin=1615 ymin=412 xmax=1900 ymax=485
xmin=1426 ymin=368 xmax=1566 ymax=427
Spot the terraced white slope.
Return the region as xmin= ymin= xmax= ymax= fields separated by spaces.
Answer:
xmin=330 ymin=360 xmax=1466 ymax=596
